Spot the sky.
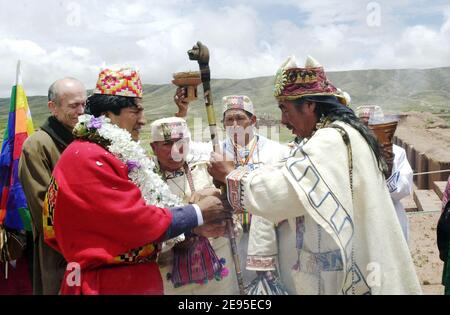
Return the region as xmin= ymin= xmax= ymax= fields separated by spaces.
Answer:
xmin=0 ymin=0 xmax=449 ymax=96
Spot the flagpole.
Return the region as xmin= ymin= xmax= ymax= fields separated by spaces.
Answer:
xmin=2 ymin=60 xmax=18 ymax=280
xmin=16 ymin=60 xmax=22 ymax=87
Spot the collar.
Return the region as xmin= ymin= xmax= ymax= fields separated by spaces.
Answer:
xmin=40 ymin=116 xmax=74 ymax=149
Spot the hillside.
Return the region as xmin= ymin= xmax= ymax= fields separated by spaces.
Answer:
xmin=1 ymin=67 xmax=450 ymax=144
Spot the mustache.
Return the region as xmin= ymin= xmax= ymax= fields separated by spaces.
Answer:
xmin=284 ymin=123 xmax=294 ymax=130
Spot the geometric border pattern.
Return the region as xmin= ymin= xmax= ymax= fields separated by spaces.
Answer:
xmin=386 ymin=170 xmax=400 ymax=194
xmin=286 ymin=145 xmax=371 ymax=295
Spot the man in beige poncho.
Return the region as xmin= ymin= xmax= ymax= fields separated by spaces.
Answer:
xmin=207 ymin=56 xmax=422 ymax=295
xmin=150 ymin=117 xmax=240 ymax=295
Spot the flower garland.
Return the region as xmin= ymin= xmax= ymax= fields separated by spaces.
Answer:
xmin=73 ymin=114 xmax=229 ymax=286
xmin=73 ymin=114 xmax=182 ymax=208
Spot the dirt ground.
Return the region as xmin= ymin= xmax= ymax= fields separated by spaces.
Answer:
xmin=396 ymin=112 xmax=448 ymax=294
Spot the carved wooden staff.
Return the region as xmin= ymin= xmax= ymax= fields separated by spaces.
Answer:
xmin=188 ymin=41 xmax=246 ymax=295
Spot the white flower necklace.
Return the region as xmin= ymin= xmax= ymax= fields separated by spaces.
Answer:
xmin=73 ymin=114 xmax=182 ymax=208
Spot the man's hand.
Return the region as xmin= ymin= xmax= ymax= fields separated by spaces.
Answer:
xmin=174 ymin=87 xmax=189 ymax=118
xmin=189 ymin=187 xmax=221 ymax=204
xmin=256 ymin=270 xmax=278 ymax=282
xmin=208 ymin=152 xmax=235 ymax=184
xmin=196 ymin=195 xmax=232 ymax=224
xmin=193 ymin=221 xmax=227 ymax=238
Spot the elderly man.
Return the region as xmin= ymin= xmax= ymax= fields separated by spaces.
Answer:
xmin=208 ymin=56 xmax=422 ymax=295
xmin=42 ymin=67 xmax=230 ymax=295
xmin=19 ymin=77 xmax=86 ymax=295
xmin=175 ymin=91 xmax=295 ymax=293
xmin=150 ymin=117 xmax=239 ymax=294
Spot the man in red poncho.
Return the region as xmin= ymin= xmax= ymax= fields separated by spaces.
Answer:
xmin=42 ymin=66 xmax=230 ymax=295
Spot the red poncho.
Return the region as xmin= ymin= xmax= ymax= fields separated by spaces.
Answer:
xmin=43 ymin=140 xmax=172 ymax=295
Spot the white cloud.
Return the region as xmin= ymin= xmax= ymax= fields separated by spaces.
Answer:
xmin=0 ymin=39 xmax=46 ymax=57
xmin=290 ymin=0 xmax=367 ymax=26
xmin=0 ymin=0 xmax=449 ymax=97
xmin=441 ymin=6 xmax=450 ymax=34
xmin=266 ymin=1 xmax=450 ymax=71
xmin=371 ymin=8 xmax=450 ymax=69
xmin=0 ymin=39 xmax=98 ymax=95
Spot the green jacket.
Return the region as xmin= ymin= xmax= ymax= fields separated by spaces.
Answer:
xmin=18 ymin=116 xmax=73 ymax=295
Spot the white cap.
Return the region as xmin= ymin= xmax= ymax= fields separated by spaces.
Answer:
xmin=150 ymin=117 xmax=191 ymax=143
xmin=222 ymin=95 xmax=255 ymax=115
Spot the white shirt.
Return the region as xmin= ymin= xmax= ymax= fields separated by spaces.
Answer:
xmin=386 ymin=144 xmax=414 ymax=242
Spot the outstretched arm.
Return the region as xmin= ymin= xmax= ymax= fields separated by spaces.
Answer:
xmin=227 ymin=164 xmax=305 ymax=223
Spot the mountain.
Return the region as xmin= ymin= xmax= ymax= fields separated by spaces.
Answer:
xmin=1 ymin=67 xmax=449 ymax=143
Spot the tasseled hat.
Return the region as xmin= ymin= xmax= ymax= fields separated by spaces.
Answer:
xmin=274 ymin=55 xmax=350 ymax=106
xmin=94 ymin=66 xmax=143 ymax=98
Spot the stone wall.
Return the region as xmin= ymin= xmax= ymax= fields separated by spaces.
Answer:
xmin=393 ymin=112 xmax=450 ymax=189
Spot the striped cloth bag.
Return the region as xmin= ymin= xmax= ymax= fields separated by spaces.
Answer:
xmin=169 ymin=236 xmax=228 ymax=288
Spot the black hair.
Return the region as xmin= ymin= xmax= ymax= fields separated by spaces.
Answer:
xmin=222 ymin=109 xmax=254 ymax=122
xmin=85 ymin=94 xmax=137 ymax=117
xmin=294 ymin=96 xmax=386 ymax=173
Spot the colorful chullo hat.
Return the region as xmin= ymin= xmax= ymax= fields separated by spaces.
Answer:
xmin=274 ymin=55 xmax=350 ymax=106
xmin=222 ymin=95 xmax=255 ymax=115
xmin=94 ymin=66 xmax=143 ymax=98
xmin=150 ymin=117 xmax=191 ymax=143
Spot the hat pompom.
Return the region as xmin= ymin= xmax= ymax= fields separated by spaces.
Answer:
xmin=305 ymin=55 xmax=321 ymax=68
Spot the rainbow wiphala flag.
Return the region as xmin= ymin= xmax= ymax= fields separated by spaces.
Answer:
xmin=0 ymin=62 xmax=34 ymax=231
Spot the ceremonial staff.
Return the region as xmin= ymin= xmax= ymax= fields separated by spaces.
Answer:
xmin=187 ymin=41 xmax=246 ymax=295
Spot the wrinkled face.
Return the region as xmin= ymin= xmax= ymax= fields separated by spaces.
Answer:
xmin=151 ymin=138 xmax=189 ymax=172
xmin=48 ymin=81 xmax=87 ymax=130
xmin=223 ymin=109 xmax=256 ymax=145
xmin=107 ymin=98 xmax=146 ymax=141
xmin=279 ymin=100 xmax=318 ymax=138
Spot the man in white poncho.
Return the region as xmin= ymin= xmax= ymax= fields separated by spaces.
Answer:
xmin=207 ymin=56 xmax=422 ymax=295
xmin=174 ymin=93 xmax=296 ymax=293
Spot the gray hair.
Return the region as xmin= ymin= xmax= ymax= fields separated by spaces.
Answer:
xmin=48 ymin=77 xmax=83 ymax=105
